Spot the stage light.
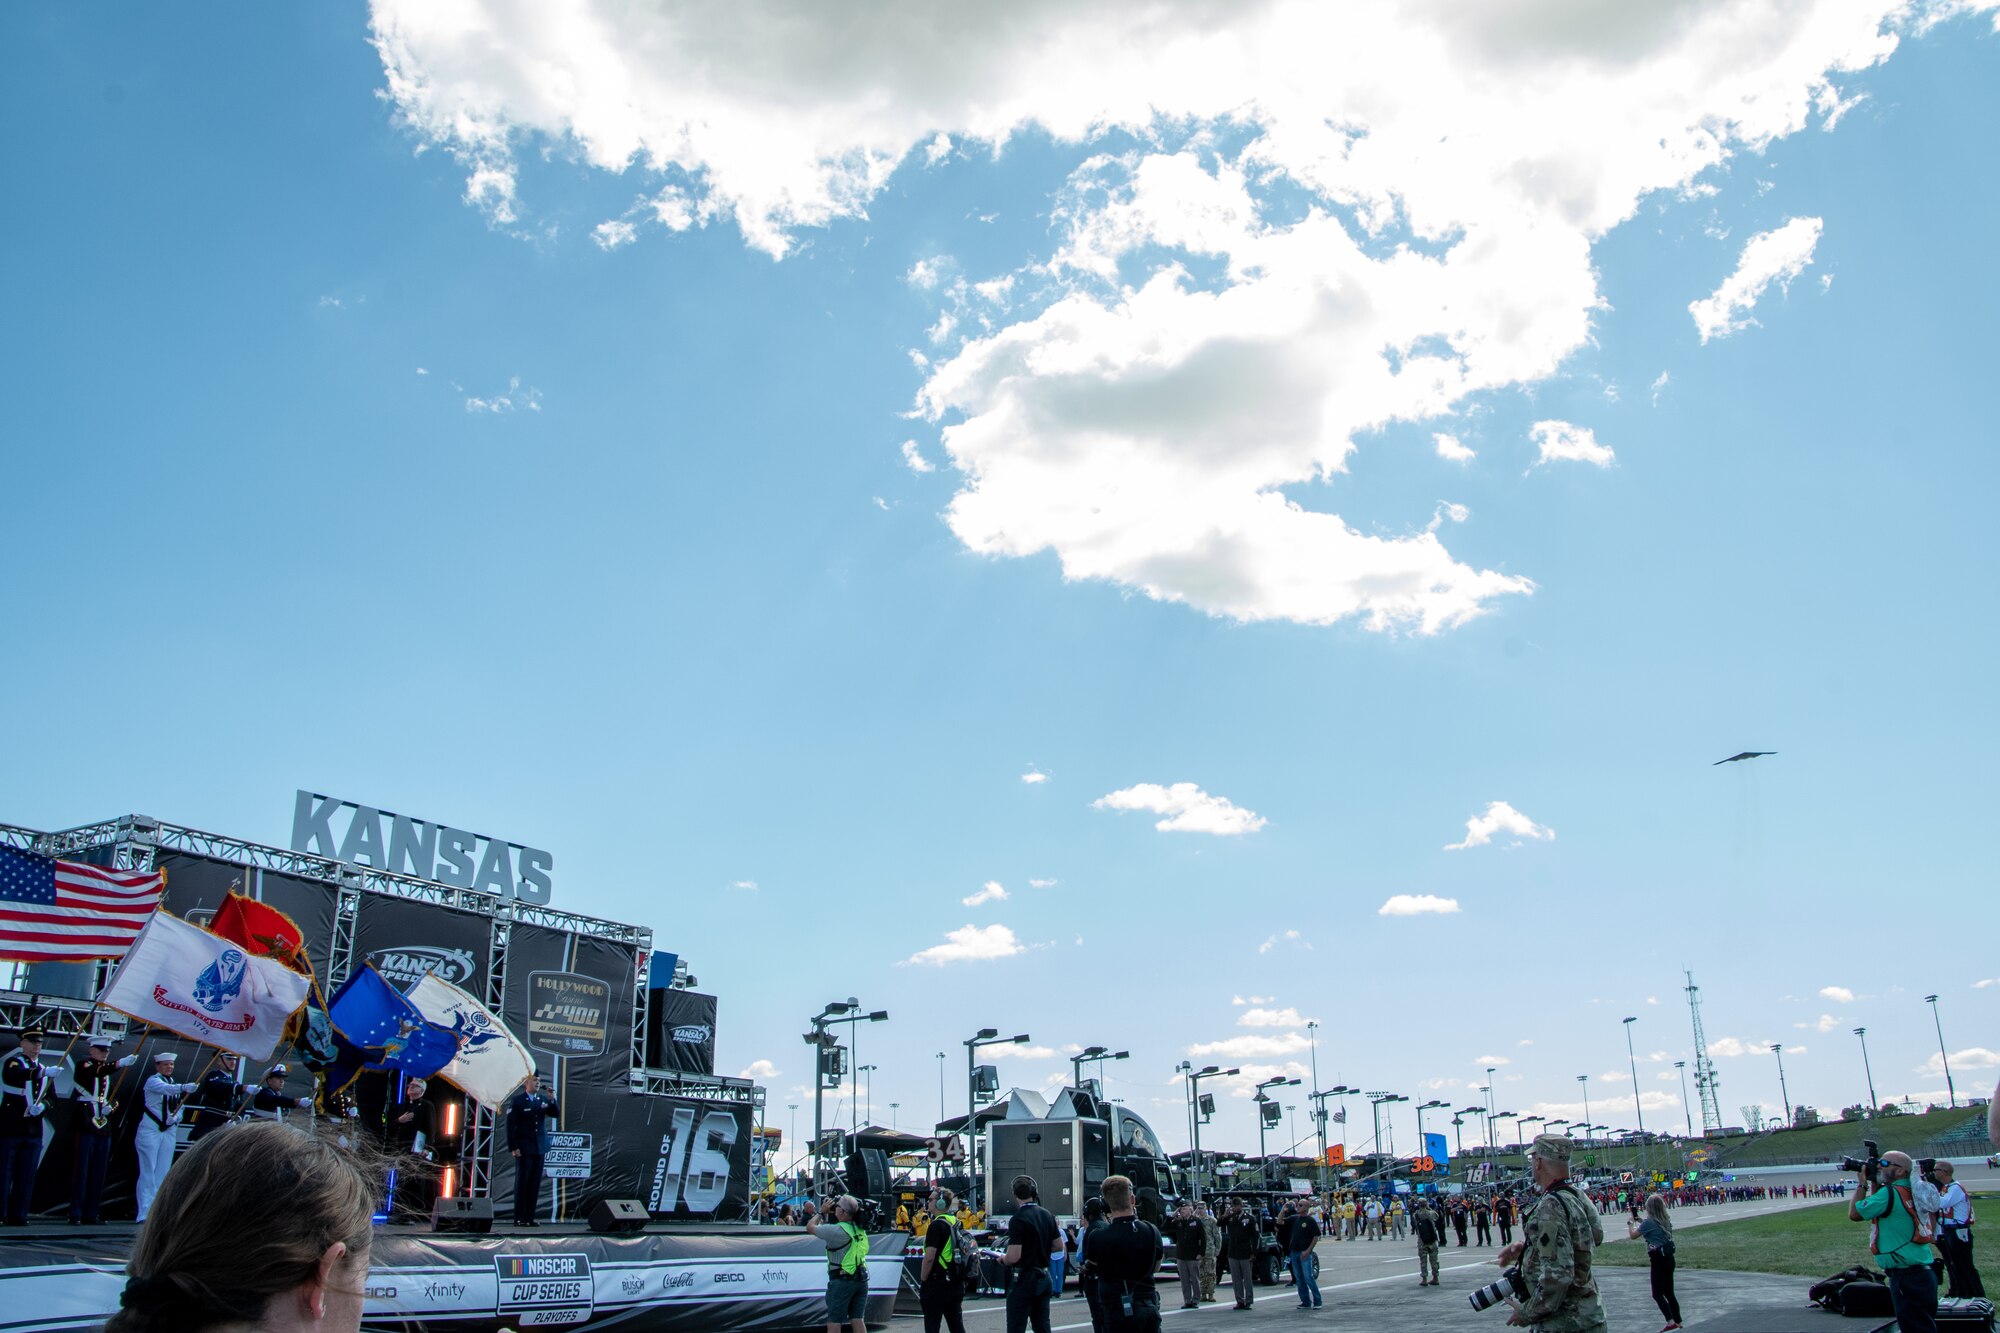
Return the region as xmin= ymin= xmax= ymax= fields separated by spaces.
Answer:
xmin=442 ymin=1103 xmax=460 ymax=1139
xmin=440 ymin=1166 xmax=456 ymax=1199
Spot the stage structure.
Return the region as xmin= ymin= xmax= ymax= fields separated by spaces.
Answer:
xmin=0 ymin=814 xmax=764 ymax=1225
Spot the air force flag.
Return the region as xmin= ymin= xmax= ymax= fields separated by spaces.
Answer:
xmin=100 ymin=911 xmax=312 ymax=1059
xmin=405 ymin=972 xmax=535 ymax=1106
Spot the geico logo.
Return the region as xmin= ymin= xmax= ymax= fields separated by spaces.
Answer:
xmin=712 ymin=1272 xmax=746 ymax=1283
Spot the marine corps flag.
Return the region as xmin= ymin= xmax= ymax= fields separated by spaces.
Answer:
xmin=99 ymin=910 xmax=312 ymax=1060
xmin=209 ymin=892 xmax=310 ymax=974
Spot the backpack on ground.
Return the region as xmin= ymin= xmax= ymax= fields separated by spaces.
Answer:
xmin=1809 ymin=1264 xmax=1883 ymax=1311
xmin=1838 ymin=1281 xmax=1895 ymax=1318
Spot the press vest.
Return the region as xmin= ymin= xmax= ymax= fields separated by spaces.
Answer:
xmin=834 ymin=1222 xmax=868 ymax=1277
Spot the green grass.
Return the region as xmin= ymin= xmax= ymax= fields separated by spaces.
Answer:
xmin=1595 ymin=1196 xmax=2000 ymax=1294
xmin=1470 ymin=1107 xmax=1988 ymax=1175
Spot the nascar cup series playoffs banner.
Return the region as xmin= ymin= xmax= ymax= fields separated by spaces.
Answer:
xmin=0 ymin=1228 xmax=908 ymax=1333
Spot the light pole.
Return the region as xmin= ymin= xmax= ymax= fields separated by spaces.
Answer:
xmin=1310 ymin=1085 xmax=1351 ymax=1190
xmin=806 ymin=1000 xmax=888 ymax=1197
xmin=1416 ymin=1099 xmax=1448 ymax=1154
xmin=787 ymin=1103 xmax=798 ymax=1188
xmin=1182 ymin=1063 xmax=1240 ymax=1203
xmin=1450 ymin=1116 xmax=1465 ymax=1158
xmin=937 ymin=1052 xmax=946 ymax=1123
xmin=1485 ymin=1067 xmax=1498 ymax=1155
xmin=1494 ymin=1111 xmax=1517 ymax=1155
xmin=1674 ymin=1061 xmax=1693 ymax=1138
xmin=1460 ymin=1106 xmax=1486 ymax=1161
xmin=1577 ymin=1076 xmax=1592 ymax=1148
xmin=1368 ymin=1092 xmax=1407 ymax=1164
xmin=1925 ymin=995 xmax=1957 ymax=1109
xmin=1258 ymin=1076 xmax=1301 ymax=1186
xmin=1623 ymin=1016 xmax=1649 ymax=1177
xmin=858 ymin=1064 xmax=878 ymax=1131
xmin=1072 ymin=1045 xmax=1129 ymax=1090
xmin=1767 ymin=1044 xmax=1792 ymax=1127
xmin=890 ymin=1102 xmax=899 ymax=1130
xmin=1517 ymin=1114 xmax=1545 ymax=1164
xmin=1853 ymin=1028 xmax=1878 ymax=1114
xmin=966 ymin=1028 xmax=1031 ymax=1206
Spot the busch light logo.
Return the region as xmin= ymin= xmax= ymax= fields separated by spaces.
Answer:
xmin=192 ymin=949 xmax=247 ymax=1013
xmin=367 ymin=946 xmax=477 ymax=989
xmin=671 ymin=1024 xmax=712 ymax=1044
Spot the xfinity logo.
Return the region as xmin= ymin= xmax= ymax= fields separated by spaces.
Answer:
xmin=369 ymin=946 xmax=478 ymax=988
xmin=712 ymin=1272 xmax=746 ymax=1284
xmin=761 ymin=1269 xmax=788 ymax=1283
xmin=671 ymin=1024 xmax=713 ymax=1044
xmin=420 ymin=1281 xmax=466 ymax=1302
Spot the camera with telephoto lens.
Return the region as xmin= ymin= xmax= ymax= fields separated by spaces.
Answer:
xmin=1917 ymin=1157 xmax=1939 ymax=1187
xmin=1839 ymin=1139 xmax=1881 ymax=1184
xmin=1467 ymin=1267 xmax=1528 ymax=1313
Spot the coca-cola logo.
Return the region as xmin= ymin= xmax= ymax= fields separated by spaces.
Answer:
xmin=368 ymin=946 xmax=478 ymax=988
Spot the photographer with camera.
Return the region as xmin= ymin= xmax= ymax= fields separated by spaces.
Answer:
xmin=807 ymin=1194 xmax=873 ymax=1333
xmin=1848 ymin=1148 xmax=1940 ymax=1333
xmin=1491 ymin=1135 xmax=1605 ymax=1331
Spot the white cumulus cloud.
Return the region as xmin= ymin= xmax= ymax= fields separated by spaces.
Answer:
xmin=1530 ymin=420 xmax=1615 ymax=468
xmin=1257 ymin=929 xmax=1312 ymax=954
xmin=1188 ymin=1033 xmax=1312 ymax=1059
xmin=901 ymin=439 xmax=936 ymax=473
xmin=1238 ymin=1007 xmax=1311 ymax=1029
xmin=1473 ymin=1055 xmax=1512 ymax=1067
xmin=1028 ymin=877 xmax=1058 ymax=888
xmin=1379 ymin=893 xmax=1461 ymax=916
xmin=987 ymin=1042 xmax=1060 ymax=1060
xmin=368 ymin=0 xmax=1922 ymax=637
xmin=1434 ymin=432 xmax=1475 ymax=462
xmin=1919 ymin=1047 xmax=2000 ymax=1076
xmin=1094 ymin=782 xmax=1266 ymax=835
xmin=1820 ymin=985 xmax=1855 ymax=1003
xmin=1690 ymin=216 xmax=1824 ymax=342
xmin=740 ymin=1059 xmax=781 ymax=1080
xmin=902 ymin=923 xmax=1024 ymax=966
xmin=1021 ymin=768 xmax=1048 ymax=784
xmin=962 ymin=880 xmax=1009 ymax=907
xmin=1445 ymin=801 xmax=1554 ymax=851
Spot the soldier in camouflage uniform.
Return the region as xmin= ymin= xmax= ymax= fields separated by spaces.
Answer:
xmin=1412 ymin=1198 xmax=1444 ymax=1286
xmin=1494 ymin=1135 xmax=1605 ymax=1331
xmin=1199 ymin=1203 xmax=1222 ymax=1303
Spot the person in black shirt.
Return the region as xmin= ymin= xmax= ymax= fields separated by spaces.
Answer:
xmin=1003 ymin=1173 xmax=1058 ymax=1333
xmin=1224 ymin=1199 xmax=1262 ymax=1308
xmin=1092 ymin=1175 xmax=1163 ymax=1333
xmin=1474 ymin=1197 xmax=1492 ymax=1246
xmin=1076 ymin=1196 xmax=1110 ymax=1333
xmin=186 ymin=1051 xmax=243 ymax=1141
xmin=389 ymin=1077 xmax=437 ymax=1222
xmin=1288 ymin=1203 xmax=1322 ymax=1308
xmin=1169 ymin=1201 xmax=1206 ymax=1308
xmin=919 ymin=1186 xmax=969 ymax=1333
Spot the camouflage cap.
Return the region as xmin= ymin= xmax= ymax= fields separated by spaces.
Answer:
xmin=1529 ymin=1133 xmax=1573 ymax=1163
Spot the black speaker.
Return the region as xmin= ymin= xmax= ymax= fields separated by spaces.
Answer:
xmin=844 ymin=1148 xmax=892 ymax=1199
xmin=431 ymin=1197 xmax=494 ymax=1234
xmin=587 ymin=1198 xmax=650 ymax=1235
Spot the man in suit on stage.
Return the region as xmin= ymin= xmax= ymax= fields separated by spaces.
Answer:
xmin=506 ymin=1071 xmax=560 ymax=1225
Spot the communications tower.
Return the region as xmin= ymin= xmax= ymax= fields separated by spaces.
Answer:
xmin=1684 ymin=968 xmax=1724 ymax=1134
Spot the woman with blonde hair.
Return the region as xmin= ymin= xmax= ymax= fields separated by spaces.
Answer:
xmin=108 ymin=1119 xmax=380 ymax=1333
xmin=1627 ymin=1192 xmax=1682 ymax=1331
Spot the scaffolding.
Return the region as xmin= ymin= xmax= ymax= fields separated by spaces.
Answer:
xmin=1684 ymin=968 xmax=1724 ymax=1135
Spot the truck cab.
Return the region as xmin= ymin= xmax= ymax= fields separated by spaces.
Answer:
xmin=984 ymin=1089 xmax=1179 ymax=1225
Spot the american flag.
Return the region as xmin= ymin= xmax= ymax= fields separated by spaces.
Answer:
xmin=0 ymin=846 xmax=165 ymax=963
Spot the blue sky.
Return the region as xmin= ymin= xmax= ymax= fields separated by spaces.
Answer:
xmin=4 ymin=2 xmax=1997 ymax=1160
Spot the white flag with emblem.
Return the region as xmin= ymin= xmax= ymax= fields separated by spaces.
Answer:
xmin=99 ymin=910 xmax=311 ymax=1059
xmin=404 ymin=972 xmax=535 ymax=1107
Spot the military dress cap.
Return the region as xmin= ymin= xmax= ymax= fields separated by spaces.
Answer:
xmin=1529 ymin=1133 xmax=1573 ymax=1163
xmin=86 ymin=1033 xmax=112 ymax=1049
xmin=266 ymin=1063 xmax=289 ymax=1077
xmin=154 ymin=1051 xmax=177 ymax=1064
xmin=17 ymin=1027 xmax=44 ymax=1042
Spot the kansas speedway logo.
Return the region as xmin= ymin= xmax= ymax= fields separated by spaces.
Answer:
xmin=671 ymin=1024 xmax=713 ymax=1044
xmin=369 ymin=945 xmax=478 ymax=988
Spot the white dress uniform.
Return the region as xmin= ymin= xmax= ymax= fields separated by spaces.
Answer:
xmin=135 ymin=1058 xmax=198 ymax=1222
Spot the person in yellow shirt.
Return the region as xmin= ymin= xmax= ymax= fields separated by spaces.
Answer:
xmin=896 ymin=1201 xmax=912 ymax=1232
xmin=957 ymin=1204 xmax=975 ymax=1230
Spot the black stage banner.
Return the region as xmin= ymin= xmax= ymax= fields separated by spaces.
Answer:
xmin=647 ymin=990 xmax=718 ymax=1076
xmin=354 ymin=894 xmax=491 ymax=994
xmin=0 ymin=1226 xmax=905 ymax=1332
